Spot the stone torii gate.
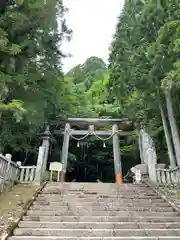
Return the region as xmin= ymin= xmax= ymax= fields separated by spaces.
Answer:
xmin=54 ymin=118 xmax=134 ymax=184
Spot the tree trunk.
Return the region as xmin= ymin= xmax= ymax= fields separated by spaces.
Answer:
xmin=165 ymin=90 xmax=180 ymax=166
xmin=159 ymin=100 xmax=176 ymax=167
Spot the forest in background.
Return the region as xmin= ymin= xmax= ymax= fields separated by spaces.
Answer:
xmin=63 ymin=57 xmax=137 ymax=181
xmin=0 ymin=0 xmax=180 ymax=180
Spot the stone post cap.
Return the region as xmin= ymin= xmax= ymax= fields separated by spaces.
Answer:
xmin=41 ymin=125 xmax=52 ymax=140
xmin=5 ymin=153 xmax=12 ymax=161
xmin=16 ymin=161 xmax=22 ymax=166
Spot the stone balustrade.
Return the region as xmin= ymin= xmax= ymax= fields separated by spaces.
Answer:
xmin=156 ymin=166 xmax=180 ymax=184
xmin=18 ymin=165 xmax=36 ymax=183
xmin=0 ymin=154 xmax=19 ymax=192
xmin=0 ymin=153 xmax=37 ymax=193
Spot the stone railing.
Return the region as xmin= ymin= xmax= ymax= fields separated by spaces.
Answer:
xmin=156 ymin=166 xmax=180 ymax=185
xmin=0 ymin=154 xmax=19 ymax=192
xmin=0 ymin=154 xmax=37 ymax=193
xmin=18 ymin=166 xmax=36 ymax=183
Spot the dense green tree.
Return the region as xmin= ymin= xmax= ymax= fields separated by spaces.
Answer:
xmin=66 ymin=56 xmax=122 ymax=119
xmin=0 ymin=0 xmax=72 ymax=156
xmin=109 ymin=0 xmax=180 ymax=167
xmin=67 ymin=56 xmax=107 ymax=89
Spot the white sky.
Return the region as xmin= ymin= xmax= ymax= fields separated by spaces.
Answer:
xmin=62 ymin=0 xmax=124 ymax=73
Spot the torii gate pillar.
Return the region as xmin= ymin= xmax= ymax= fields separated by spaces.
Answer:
xmin=61 ymin=123 xmax=70 ymax=181
xmin=112 ymin=124 xmax=122 ymax=184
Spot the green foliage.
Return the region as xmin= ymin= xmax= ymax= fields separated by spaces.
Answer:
xmin=66 ymin=56 xmax=122 ymax=118
xmin=67 ymin=56 xmax=107 ymax=89
xmin=0 ymin=0 xmax=72 ymax=154
xmin=109 ymin=0 xmax=180 ymax=161
xmin=109 ymin=0 xmax=179 ymax=121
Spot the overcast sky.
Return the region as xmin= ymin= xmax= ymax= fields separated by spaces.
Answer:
xmin=62 ymin=0 xmax=124 ymax=73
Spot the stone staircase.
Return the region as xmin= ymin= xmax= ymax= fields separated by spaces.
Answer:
xmin=8 ymin=182 xmax=180 ymax=240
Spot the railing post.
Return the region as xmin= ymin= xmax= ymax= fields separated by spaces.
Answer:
xmin=156 ymin=169 xmax=161 ymax=184
xmin=5 ymin=153 xmax=12 ymax=181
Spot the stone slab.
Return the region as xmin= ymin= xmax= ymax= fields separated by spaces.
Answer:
xmin=13 ymin=228 xmax=180 ymax=237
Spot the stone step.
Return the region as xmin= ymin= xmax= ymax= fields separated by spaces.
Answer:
xmin=8 ymin=236 xmax=180 ymax=240
xmin=13 ymin=228 xmax=180 ymax=237
xmin=41 ymin=189 xmax=154 ymax=194
xmin=38 ymin=192 xmax=158 ymax=198
xmin=7 ymin=182 xmax=180 ymax=240
xmin=26 ymin=209 xmax=178 ymax=217
xmin=18 ymin=221 xmax=180 ymax=229
xmin=43 ymin=183 xmax=150 ymax=187
xmin=41 ymin=190 xmax=155 ymax=195
xmin=45 ymin=183 xmax=151 ymax=190
xmin=23 ymin=215 xmax=180 ymax=222
xmin=33 ymin=201 xmax=170 ymax=208
xmin=36 ymin=195 xmax=161 ymax=200
xmin=30 ymin=205 xmax=174 ymax=212
xmin=34 ymin=198 xmax=166 ymax=205
xmin=45 ymin=182 xmax=148 ymax=189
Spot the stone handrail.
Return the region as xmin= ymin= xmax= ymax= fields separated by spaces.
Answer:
xmin=18 ymin=166 xmax=36 ymax=183
xmin=156 ymin=166 xmax=180 ymax=184
xmin=0 ymin=153 xmax=37 ymax=193
xmin=0 ymin=154 xmax=19 ymax=192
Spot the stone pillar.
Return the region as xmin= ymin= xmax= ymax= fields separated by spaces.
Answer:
xmin=147 ymin=148 xmax=157 ymax=183
xmin=34 ymin=146 xmax=45 ymax=185
xmin=140 ymin=128 xmax=157 ymax=183
xmin=41 ymin=126 xmax=52 ymax=173
xmin=112 ymin=124 xmax=122 ymax=184
xmin=34 ymin=126 xmax=52 ymax=185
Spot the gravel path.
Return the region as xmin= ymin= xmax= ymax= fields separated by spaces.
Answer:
xmin=0 ymin=184 xmax=38 ymax=235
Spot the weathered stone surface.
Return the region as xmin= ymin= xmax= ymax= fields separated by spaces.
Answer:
xmin=27 ymin=209 xmax=178 ymax=217
xmin=18 ymin=221 xmax=180 ymax=229
xmin=7 ymin=182 xmax=180 ymax=239
xmin=8 ymin=237 xmax=180 ymax=240
xmin=36 ymin=195 xmax=162 ymax=201
xmin=34 ymin=198 xmax=167 ymax=205
xmin=22 ymin=215 xmax=180 ymax=222
xmin=33 ymin=201 xmax=170 ymax=207
xmin=30 ymin=205 xmax=174 ymax=212
xmin=12 ymin=228 xmax=180 ymax=237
